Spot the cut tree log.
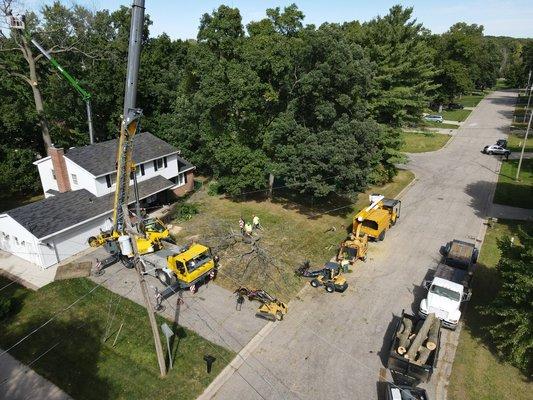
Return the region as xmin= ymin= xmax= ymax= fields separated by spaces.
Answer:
xmin=426 ymin=318 xmax=441 ymax=351
xmin=397 ymin=317 xmax=413 ymax=352
xmin=414 ymin=346 xmax=432 ymax=366
xmin=405 ymin=313 xmax=436 ymax=360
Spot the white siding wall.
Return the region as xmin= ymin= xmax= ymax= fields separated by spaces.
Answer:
xmin=94 ymin=153 xmax=180 ymax=196
xmin=43 ymin=212 xmax=112 ymax=268
xmin=35 ymin=158 xmax=58 ymax=198
xmin=65 ymin=158 xmax=98 ymax=195
xmin=0 ymin=215 xmax=42 ymax=266
xmin=0 ymin=213 xmax=112 ymax=269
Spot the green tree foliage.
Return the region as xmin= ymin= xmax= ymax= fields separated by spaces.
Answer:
xmin=354 ymin=6 xmax=437 ymax=126
xmin=432 ymin=23 xmax=502 ymax=102
xmin=481 ymin=228 xmax=533 ymax=376
xmin=0 ymin=2 xmax=517 ymax=200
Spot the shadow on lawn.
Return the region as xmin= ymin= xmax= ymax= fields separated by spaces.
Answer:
xmin=1 ymin=315 xmax=112 ymax=400
xmin=229 ymin=187 xmax=356 ymax=220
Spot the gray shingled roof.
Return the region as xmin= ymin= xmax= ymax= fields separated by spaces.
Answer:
xmin=6 ymin=176 xmax=174 ymax=239
xmin=65 ymin=132 xmax=179 ymax=177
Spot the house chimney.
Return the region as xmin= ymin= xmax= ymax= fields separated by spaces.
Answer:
xmin=49 ymin=146 xmax=71 ymax=193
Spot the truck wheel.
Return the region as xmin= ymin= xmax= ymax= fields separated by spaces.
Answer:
xmin=157 ymin=270 xmax=171 ymax=286
xmin=275 ymin=311 xmax=283 ymax=321
xmin=488 ymin=151 xmax=493 ymax=155
xmin=88 ymin=236 xmax=98 ymax=247
xmin=378 ymin=230 xmax=386 ymax=241
xmin=310 ymin=279 xmax=320 ymax=288
xmin=325 ymin=283 xmax=335 ymax=293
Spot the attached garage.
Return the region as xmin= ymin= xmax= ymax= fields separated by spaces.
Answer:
xmin=0 ymin=176 xmax=174 ymax=269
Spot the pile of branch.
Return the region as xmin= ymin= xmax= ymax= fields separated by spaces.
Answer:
xmin=396 ymin=313 xmax=440 ymax=366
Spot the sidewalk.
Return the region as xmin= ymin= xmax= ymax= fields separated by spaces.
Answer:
xmin=0 ymin=351 xmax=72 ymax=400
xmin=490 ymin=204 xmax=533 ymax=221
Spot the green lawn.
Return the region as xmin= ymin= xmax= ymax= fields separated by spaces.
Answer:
xmin=0 ymin=278 xmax=233 ymax=400
xmin=0 ymin=194 xmax=43 ymax=213
xmin=508 ymin=132 xmax=533 ymax=153
xmin=448 ymin=219 xmax=533 ymax=400
xmin=442 ymin=109 xmax=472 ymax=122
xmin=456 ymin=95 xmax=484 ymax=107
xmin=493 ymin=159 xmax=533 ymax=209
xmin=422 ymin=121 xmax=460 ymax=129
xmin=401 ymin=131 xmax=451 ymax=153
xmin=171 ymin=170 xmax=415 ymax=300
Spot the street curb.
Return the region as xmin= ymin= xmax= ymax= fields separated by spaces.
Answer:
xmin=395 ymin=170 xmax=417 ymax=200
xmin=197 ymin=320 xmax=277 ymax=400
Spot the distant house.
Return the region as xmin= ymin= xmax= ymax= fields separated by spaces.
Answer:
xmin=0 ymin=132 xmax=195 ymax=269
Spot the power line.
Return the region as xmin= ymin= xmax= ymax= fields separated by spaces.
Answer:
xmin=0 ymin=264 xmax=126 ymax=359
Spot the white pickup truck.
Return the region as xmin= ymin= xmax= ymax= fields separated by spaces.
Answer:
xmin=419 ymin=240 xmax=477 ymax=330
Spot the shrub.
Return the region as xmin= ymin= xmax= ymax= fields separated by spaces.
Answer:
xmin=207 ymin=182 xmax=221 ymax=196
xmin=173 ymin=202 xmax=199 ymax=221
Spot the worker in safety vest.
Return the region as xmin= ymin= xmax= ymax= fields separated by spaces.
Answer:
xmin=252 ymin=215 xmax=261 ymax=230
xmin=244 ymin=223 xmax=253 ymax=236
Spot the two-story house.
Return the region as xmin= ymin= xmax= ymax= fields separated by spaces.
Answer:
xmin=0 ymin=132 xmax=195 ymax=269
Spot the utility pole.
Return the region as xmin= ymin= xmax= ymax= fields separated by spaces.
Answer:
xmin=122 ymin=205 xmax=167 ymax=376
xmin=523 ymin=80 xmax=532 ymax=123
xmin=516 ymin=108 xmax=532 ymax=181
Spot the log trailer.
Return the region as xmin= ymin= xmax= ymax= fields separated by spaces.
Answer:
xmin=387 ymin=310 xmax=442 ymax=386
xmin=419 ymin=239 xmax=477 ymax=330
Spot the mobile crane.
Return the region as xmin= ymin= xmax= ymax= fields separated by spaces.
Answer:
xmin=88 ymin=0 xmax=218 ymax=290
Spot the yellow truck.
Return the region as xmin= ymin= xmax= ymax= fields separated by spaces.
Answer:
xmin=142 ymin=242 xmax=218 ymax=293
xmin=352 ymin=194 xmax=401 ymax=241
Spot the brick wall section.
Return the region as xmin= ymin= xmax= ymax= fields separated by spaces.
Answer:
xmin=48 ymin=147 xmax=71 ymax=193
xmin=172 ymin=170 xmax=195 ymax=197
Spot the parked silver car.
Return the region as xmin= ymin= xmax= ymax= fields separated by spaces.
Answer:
xmin=424 ymin=114 xmax=443 ymax=123
xmin=482 ymin=144 xmax=510 ymax=156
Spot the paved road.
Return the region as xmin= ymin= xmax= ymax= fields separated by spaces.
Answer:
xmin=88 ymin=248 xmax=267 ymax=353
xmin=205 ymin=90 xmax=517 ymax=400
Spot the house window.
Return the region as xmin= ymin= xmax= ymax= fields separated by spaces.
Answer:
xmin=51 ymin=169 xmax=56 ymax=180
xmin=173 ymin=173 xmax=185 ymax=186
xmin=106 ymin=173 xmax=116 ymax=188
xmin=140 ymin=164 xmax=145 ymax=176
xmin=154 ymin=158 xmax=164 ymax=171
xmin=163 ymin=157 xmax=167 ymax=168
xmin=71 ymin=174 xmax=78 ymax=185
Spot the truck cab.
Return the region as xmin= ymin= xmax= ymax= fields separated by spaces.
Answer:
xmin=419 ymin=240 xmax=476 ymax=329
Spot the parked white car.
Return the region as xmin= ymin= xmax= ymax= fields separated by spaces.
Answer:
xmin=482 ymin=144 xmax=510 ymax=156
xmin=424 ymin=114 xmax=443 ymax=123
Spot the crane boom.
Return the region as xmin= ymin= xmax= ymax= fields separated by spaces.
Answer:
xmin=30 ymin=38 xmax=95 ymax=144
xmin=112 ymin=0 xmax=145 ymax=235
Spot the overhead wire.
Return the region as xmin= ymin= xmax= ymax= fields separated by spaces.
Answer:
xmin=0 ymin=264 xmax=127 ymax=359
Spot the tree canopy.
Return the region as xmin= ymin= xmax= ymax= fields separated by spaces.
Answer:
xmin=0 ymin=2 xmax=522 ymax=200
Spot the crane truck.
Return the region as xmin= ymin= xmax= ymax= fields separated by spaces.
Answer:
xmin=419 ymin=239 xmax=477 ymax=330
xmin=85 ymin=0 xmax=218 ymax=290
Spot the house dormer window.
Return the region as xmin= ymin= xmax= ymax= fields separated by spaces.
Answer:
xmin=52 ymin=169 xmax=56 ymax=180
xmin=154 ymin=157 xmax=166 ymax=171
xmin=71 ymin=174 xmax=78 ymax=185
xmin=105 ymin=173 xmax=116 ymax=188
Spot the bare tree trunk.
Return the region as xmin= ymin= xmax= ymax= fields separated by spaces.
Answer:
xmin=21 ymin=34 xmax=52 ymax=151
